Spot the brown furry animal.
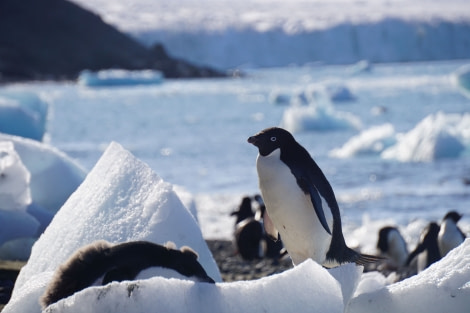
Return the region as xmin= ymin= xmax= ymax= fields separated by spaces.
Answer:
xmin=40 ymin=240 xmax=215 ymax=309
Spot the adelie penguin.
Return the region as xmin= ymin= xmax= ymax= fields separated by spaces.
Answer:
xmin=248 ymin=127 xmax=381 ymax=267
xmin=41 ymin=240 xmax=215 ymax=309
xmin=377 ymin=226 xmax=408 ymax=269
xmin=406 ymin=222 xmax=441 ymax=273
xmin=438 ymin=210 xmax=466 ymax=257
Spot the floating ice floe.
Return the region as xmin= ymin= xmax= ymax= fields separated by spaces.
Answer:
xmin=0 ymin=135 xmax=86 ymax=260
xmin=330 ymin=124 xmax=396 ymax=158
xmin=453 ymin=64 xmax=470 ymax=98
xmin=269 ymin=89 xmax=292 ymax=106
xmin=348 ymin=60 xmax=373 ymax=75
xmin=326 ymin=84 xmax=356 ymax=102
xmin=78 ymin=69 xmax=164 ymax=87
xmin=0 ymin=91 xmax=49 ymax=141
xmin=381 ymin=112 xmax=468 ymax=162
xmin=280 ymin=101 xmax=362 ymax=133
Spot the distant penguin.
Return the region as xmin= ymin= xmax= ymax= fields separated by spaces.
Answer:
xmin=406 ymin=222 xmax=441 ymax=272
xmin=438 ymin=211 xmax=466 ymax=257
xmin=253 ymin=194 xmax=285 ymax=260
xmin=231 ymin=196 xmax=255 ymax=224
xmin=41 ymin=240 xmax=215 ymax=309
xmin=230 ymin=196 xmax=263 ymax=260
xmin=248 ymin=127 xmax=381 ymax=267
xmin=377 ymin=226 xmax=408 ymax=269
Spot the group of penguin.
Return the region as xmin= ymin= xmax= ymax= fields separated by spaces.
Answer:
xmin=232 ymin=192 xmax=467 ymax=280
xmin=377 ymin=210 xmax=466 ymax=278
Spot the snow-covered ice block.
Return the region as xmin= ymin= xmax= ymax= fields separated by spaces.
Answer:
xmin=0 ymin=91 xmax=49 ymax=141
xmin=78 ymin=69 xmax=164 ymax=87
xmin=0 ymin=133 xmax=86 ymax=213
xmin=347 ymin=239 xmax=470 ymax=313
xmin=454 ymin=64 xmax=470 ymax=98
xmin=381 ymin=112 xmax=467 ymax=162
xmin=39 ymin=260 xmax=344 ymax=313
xmin=330 ymin=124 xmax=396 ymax=158
xmin=4 ymin=141 xmax=221 ymax=313
xmin=280 ymin=102 xmax=362 ymax=133
xmin=0 ymin=209 xmax=39 ymax=247
xmin=0 ymin=141 xmax=31 ymax=211
xmin=326 ymin=84 xmax=356 ymax=102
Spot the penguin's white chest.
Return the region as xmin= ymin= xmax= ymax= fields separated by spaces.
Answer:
xmin=256 ymin=149 xmax=333 ymax=265
xmin=438 ymin=220 xmax=464 ymax=257
xmin=386 ymin=230 xmax=408 ymax=267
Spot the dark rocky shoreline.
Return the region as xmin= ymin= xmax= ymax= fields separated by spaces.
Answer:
xmin=0 ymin=0 xmax=225 ymax=83
xmin=206 ymin=240 xmax=293 ymax=282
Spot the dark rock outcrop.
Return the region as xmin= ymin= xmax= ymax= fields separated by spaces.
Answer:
xmin=0 ymin=0 xmax=224 ymax=82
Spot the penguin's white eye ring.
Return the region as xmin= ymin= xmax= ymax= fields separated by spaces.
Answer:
xmin=270 ymin=136 xmax=277 ymax=142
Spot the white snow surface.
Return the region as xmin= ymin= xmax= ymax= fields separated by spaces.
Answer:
xmin=347 ymin=239 xmax=470 ymax=313
xmin=70 ymin=0 xmax=470 ymax=69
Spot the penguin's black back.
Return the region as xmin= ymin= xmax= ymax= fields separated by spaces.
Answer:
xmin=41 ymin=241 xmax=214 ymax=309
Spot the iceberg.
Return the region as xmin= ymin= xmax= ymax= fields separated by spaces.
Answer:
xmin=326 ymin=84 xmax=356 ymax=103
xmin=78 ymin=69 xmax=164 ymax=87
xmin=0 ymin=91 xmax=49 ymax=141
xmin=280 ymin=102 xmax=362 ymax=133
xmin=381 ymin=112 xmax=468 ymax=162
xmin=453 ymin=64 xmax=470 ymax=98
xmin=0 ymin=134 xmax=86 ymax=213
xmin=0 ymin=136 xmax=86 ymax=260
xmin=330 ymin=124 xmax=397 ymax=158
xmin=0 ymin=141 xmax=31 ymax=211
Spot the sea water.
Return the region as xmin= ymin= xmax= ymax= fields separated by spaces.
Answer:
xmin=4 ymin=60 xmax=470 ymax=246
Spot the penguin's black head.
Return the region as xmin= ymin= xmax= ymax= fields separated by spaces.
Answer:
xmin=247 ymin=127 xmax=294 ymax=156
xmin=377 ymin=226 xmax=396 ymax=252
xmin=443 ymin=211 xmax=462 ymax=223
xmin=173 ymin=247 xmax=216 ymax=284
xmin=422 ymin=222 xmax=440 ymax=243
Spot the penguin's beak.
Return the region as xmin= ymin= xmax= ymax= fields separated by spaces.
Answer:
xmin=247 ymin=136 xmax=258 ymax=146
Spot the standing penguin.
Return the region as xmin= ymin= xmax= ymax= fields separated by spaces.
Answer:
xmin=377 ymin=226 xmax=408 ymax=269
xmin=438 ymin=211 xmax=466 ymax=257
xmin=248 ymin=127 xmax=380 ymax=267
xmin=406 ymin=222 xmax=441 ymax=273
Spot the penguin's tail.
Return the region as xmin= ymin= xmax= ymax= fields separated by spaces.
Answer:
xmin=353 ymin=252 xmax=385 ymax=266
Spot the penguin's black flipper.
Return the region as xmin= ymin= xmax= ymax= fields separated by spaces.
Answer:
xmin=406 ymin=242 xmax=426 ymax=266
xmin=299 ymin=177 xmax=332 ymax=235
xmin=328 ymin=247 xmax=384 ymax=266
